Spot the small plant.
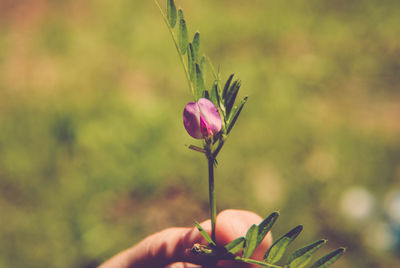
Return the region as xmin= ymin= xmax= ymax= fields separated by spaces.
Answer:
xmin=155 ymin=0 xmax=345 ymax=267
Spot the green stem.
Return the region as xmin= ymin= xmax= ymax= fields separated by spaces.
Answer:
xmin=206 ymin=56 xmax=219 ymax=80
xmin=154 ymin=0 xmax=195 ymax=97
xmin=212 ymin=139 xmax=225 ymax=159
xmin=207 ymin=156 xmax=217 ymax=242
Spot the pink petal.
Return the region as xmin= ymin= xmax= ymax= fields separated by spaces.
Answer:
xmin=183 ymin=98 xmax=222 ymax=139
xmin=183 ymin=102 xmax=203 ymax=139
xmin=197 ymin=98 xmax=222 ymax=134
xmin=200 ymin=115 xmax=213 ymax=137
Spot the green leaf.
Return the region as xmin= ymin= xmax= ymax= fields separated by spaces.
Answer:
xmin=234 ymin=257 xmax=276 ymax=267
xmin=222 ymin=74 xmax=234 ymax=100
xmin=192 ymin=32 xmax=200 ymax=62
xmin=289 ymin=254 xmax=313 ymax=268
xmin=194 ymin=221 xmax=216 ymax=246
xmin=264 ymin=225 xmax=303 ymax=264
xmin=225 ymin=79 xmax=241 ymax=118
xmin=166 ymin=0 xmax=177 ymax=28
xmin=256 ymin=212 xmax=279 ymax=247
xmin=224 ymin=237 xmax=245 ymax=255
xmin=243 ymin=224 xmax=259 ymax=258
xmin=210 ymin=79 xmax=220 ymax=107
xmin=226 ymin=96 xmax=247 ymax=134
xmin=177 ymin=8 xmax=184 ymax=21
xmin=200 ymin=55 xmax=206 ymax=79
xmin=265 ymin=237 xmax=291 ymax=264
xmin=287 ymin=239 xmax=327 ymax=268
xmin=187 ymin=43 xmax=195 ymax=82
xmin=177 ymin=9 xmax=188 ymax=54
xmin=195 ymin=63 xmax=205 ymax=98
xmin=309 ymin=248 xmax=345 ymax=268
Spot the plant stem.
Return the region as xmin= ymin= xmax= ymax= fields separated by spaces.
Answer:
xmin=207 ymin=156 xmax=217 ymax=242
xmin=154 ymin=0 xmax=195 ymax=97
xmin=212 ymin=139 xmax=225 ymax=159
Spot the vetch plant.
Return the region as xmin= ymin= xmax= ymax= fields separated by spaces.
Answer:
xmin=155 ymin=0 xmax=345 ymax=267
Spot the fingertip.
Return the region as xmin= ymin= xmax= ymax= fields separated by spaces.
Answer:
xmin=215 ymin=209 xmax=263 ymax=245
xmin=215 ymin=209 xmax=272 ymax=264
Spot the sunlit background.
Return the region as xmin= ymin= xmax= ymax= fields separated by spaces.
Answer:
xmin=0 ymin=0 xmax=399 ymax=267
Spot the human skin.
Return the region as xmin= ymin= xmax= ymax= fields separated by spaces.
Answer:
xmin=99 ymin=209 xmax=272 ymax=268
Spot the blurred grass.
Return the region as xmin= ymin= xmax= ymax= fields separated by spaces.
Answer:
xmin=0 ymin=0 xmax=399 ymax=267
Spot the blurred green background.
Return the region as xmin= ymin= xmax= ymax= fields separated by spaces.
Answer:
xmin=0 ymin=0 xmax=399 ymax=267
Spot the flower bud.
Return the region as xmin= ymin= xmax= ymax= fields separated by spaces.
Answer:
xmin=183 ymin=98 xmax=222 ymax=139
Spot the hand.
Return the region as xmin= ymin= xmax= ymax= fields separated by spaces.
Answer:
xmin=99 ymin=209 xmax=272 ymax=268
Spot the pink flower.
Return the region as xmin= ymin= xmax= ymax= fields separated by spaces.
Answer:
xmin=183 ymin=98 xmax=222 ymax=139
